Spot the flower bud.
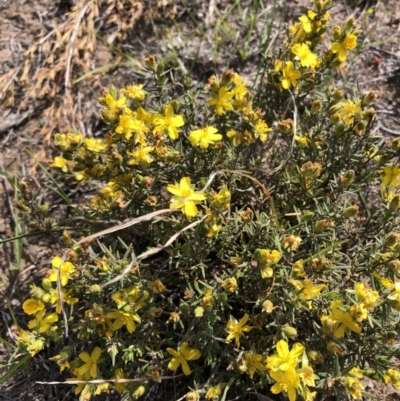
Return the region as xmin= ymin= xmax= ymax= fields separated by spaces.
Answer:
xmin=327 ymin=341 xmax=345 ymax=356
xmin=42 ymin=278 xmax=52 ymax=291
xmin=169 ymin=312 xmax=180 ymax=323
xmin=220 ymin=69 xmax=235 ymax=86
xmin=133 ymin=386 xmax=146 ymax=399
xmin=332 ymin=88 xmax=344 ymax=103
xmin=363 ymin=369 xmax=376 ymax=378
xmin=186 ymin=392 xmax=199 ymax=401
xmin=238 ymin=358 xmax=247 ymax=372
xmin=147 ymin=307 xmax=163 ymax=319
xmin=314 ymin=219 xmax=334 ymax=233
xmin=143 ymin=55 xmax=156 ymax=70
xmin=146 ymin=365 xmax=161 ymax=382
xmin=307 ymin=350 xmax=324 ymax=365
xmin=262 ymin=300 xmax=274 ymax=314
xmin=388 ymin=259 xmax=400 ymax=275
xmin=101 ymin=110 xmax=118 ymax=123
xmin=282 ymin=326 xmax=298 ymax=337
xmin=328 ymin=104 xmax=341 ymax=115
xmin=332 ymin=25 xmax=341 ymax=41
xmin=361 ymin=91 xmax=378 ymax=106
xmin=340 ymin=170 xmax=355 ymax=188
xmin=321 ymin=316 xmax=337 ymax=335
xmin=15 ymin=200 xmax=30 ymax=213
xmin=156 ymin=61 xmax=164 ymax=77
xmin=392 ymin=139 xmax=400 ymax=151
xmin=334 ymin=122 xmax=345 ymax=137
xmin=389 ymin=195 xmax=400 ymax=212
xmin=42 ymin=293 xmax=51 ymax=303
xmin=194 ymin=306 xmax=204 ymax=318
xmin=315 ymin=0 xmax=331 ymax=13
xmin=311 ymin=99 xmax=323 ymax=114
xmin=362 ymin=107 xmax=376 ymax=121
xmin=62 ymin=230 xmax=74 ymax=247
xmin=384 ymin=232 xmax=400 ymax=248
xmin=343 ymin=17 xmax=356 ymax=33
xmin=342 ymin=204 xmax=359 ymax=218
xmin=44 ymin=218 xmax=53 ymax=230
xmin=354 ymin=121 xmax=365 ymax=136
xmin=302 ymin=210 xmax=315 ymax=221
xmin=90 ymin=284 xmax=101 ymax=293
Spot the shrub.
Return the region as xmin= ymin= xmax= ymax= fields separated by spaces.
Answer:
xmin=15 ymin=1 xmax=400 ymax=400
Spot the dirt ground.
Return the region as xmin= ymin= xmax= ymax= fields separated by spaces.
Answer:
xmin=1 ymin=0 xmax=400 ymax=400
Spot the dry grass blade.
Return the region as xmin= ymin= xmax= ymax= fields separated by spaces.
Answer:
xmin=101 ymin=214 xmax=209 ymax=288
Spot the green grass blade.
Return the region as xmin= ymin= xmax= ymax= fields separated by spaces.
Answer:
xmin=0 ymin=354 xmax=32 ymax=385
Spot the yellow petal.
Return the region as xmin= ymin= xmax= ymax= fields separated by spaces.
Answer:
xmin=168 ymin=357 xmax=181 ymax=371
xmin=184 ymin=201 xmax=198 ymax=218
xmin=79 ymin=352 xmax=91 ymax=363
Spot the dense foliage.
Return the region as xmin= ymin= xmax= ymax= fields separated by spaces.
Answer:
xmin=15 ymin=1 xmax=400 ymax=400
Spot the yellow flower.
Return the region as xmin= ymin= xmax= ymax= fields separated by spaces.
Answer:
xmin=282 ymin=235 xmax=302 ymax=251
xmin=288 ymin=22 xmax=306 ymax=43
xmin=221 ymin=277 xmax=237 ymax=293
xmin=257 ymin=249 xmax=281 ymax=278
xmin=104 ymin=93 xmax=126 ymax=114
xmin=51 ymin=289 xmax=79 ymax=314
xmin=28 ymin=309 xmax=58 ymax=333
xmin=322 ymin=300 xmax=361 ymax=338
xmin=281 ymin=61 xmax=301 ymax=89
xmin=298 ymin=11 xmax=316 ymax=33
xmin=153 ymin=104 xmax=185 ymax=139
xmin=206 ymin=385 xmax=223 ymax=400
xmin=202 ymin=289 xmax=214 ymax=309
xmin=120 ymin=83 xmax=146 ymax=101
xmin=331 ymin=34 xmax=357 ymax=62
xmin=151 ymin=279 xmax=166 ymax=293
xmin=355 ymin=283 xmax=380 ymax=307
xmin=115 ymin=113 xmax=149 ymax=142
xmin=112 ymin=368 xmax=126 ymax=393
xmin=291 ymin=43 xmax=318 ymax=68
xmin=16 ymin=330 xmax=45 ymax=356
xmin=23 ymin=299 xmax=45 ymax=315
xmin=107 ymin=310 xmax=141 ymax=333
xmin=294 ymin=279 xmax=325 ymax=309
xmin=225 ymin=313 xmax=253 ymax=347
xmin=52 ymin=156 xmax=68 ymax=171
xmin=166 ymin=342 xmax=201 ymax=375
xmin=48 ymin=256 xmax=75 ymax=287
xmin=213 ymin=185 xmax=231 ymax=209
xmin=77 ymin=347 xmax=101 ymax=379
xmin=167 ymin=177 xmax=206 ymax=218
xmin=226 ymin=129 xmax=243 ymax=146
xmin=50 ymin=351 xmax=70 ymax=372
xmin=188 ymin=126 xmax=222 ymax=149
xmin=298 ymin=365 xmax=318 ymax=387
xmin=386 ymin=369 xmax=400 ymax=388
xmin=208 ymin=86 xmax=234 ymax=115
xmin=207 ymin=224 xmax=222 ymax=237
xmin=127 ymin=146 xmax=154 ymax=166
xmin=84 ymin=138 xmax=106 ymax=153
xmin=253 ymin=120 xmax=272 ymax=142
xmin=342 ymin=375 xmax=364 ymax=399
xmin=382 ymin=164 xmax=400 ymax=190
xmin=266 ymin=339 xmax=305 ymax=371
xmin=269 ymin=367 xmax=300 ymax=401
xmin=337 ymin=99 xmax=362 ymax=125
xmin=243 ymin=352 xmax=267 ymax=378
xmin=349 ymin=303 xmax=367 ymax=322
